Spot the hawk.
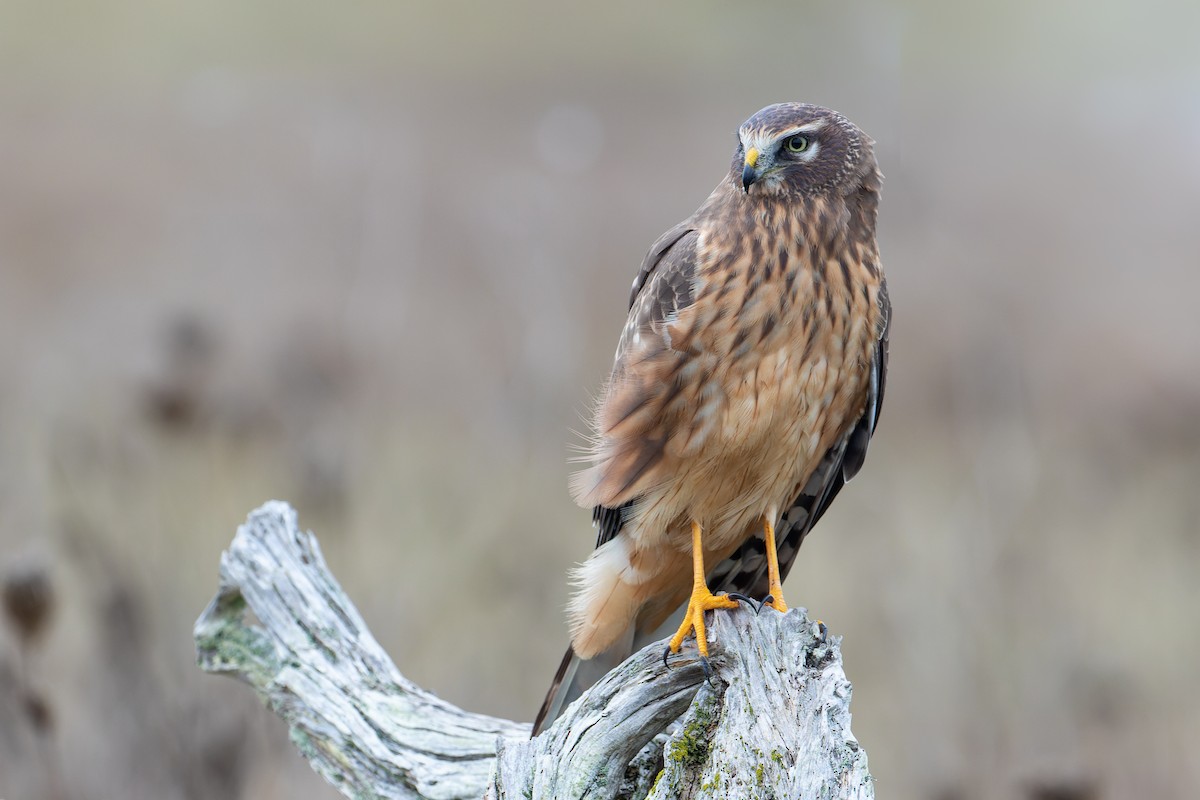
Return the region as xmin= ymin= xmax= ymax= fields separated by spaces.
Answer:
xmin=534 ymin=103 xmax=890 ymax=734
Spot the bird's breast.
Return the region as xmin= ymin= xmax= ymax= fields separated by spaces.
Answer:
xmin=645 ymin=236 xmax=881 ymax=543
xmin=685 ymin=236 xmax=877 ymax=426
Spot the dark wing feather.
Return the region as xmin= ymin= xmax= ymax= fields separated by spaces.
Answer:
xmin=591 ymin=222 xmax=698 ymax=548
xmin=628 ymin=221 xmax=695 ymax=308
xmin=709 ymin=278 xmax=890 ymax=599
xmin=591 ymin=500 xmax=633 ymax=548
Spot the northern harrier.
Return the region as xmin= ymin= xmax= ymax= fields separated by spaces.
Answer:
xmin=534 ymin=103 xmax=890 ymax=733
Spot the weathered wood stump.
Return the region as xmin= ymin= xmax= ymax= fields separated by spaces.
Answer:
xmin=194 ymin=501 xmax=874 ymax=800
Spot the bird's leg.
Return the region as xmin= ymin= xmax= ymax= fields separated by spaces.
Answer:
xmin=761 ymin=513 xmax=789 ymax=613
xmin=666 ymin=521 xmax=740 ymax=664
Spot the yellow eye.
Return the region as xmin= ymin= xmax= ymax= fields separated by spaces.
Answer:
xmin=785 ymin=135 xmax=810 ymax=153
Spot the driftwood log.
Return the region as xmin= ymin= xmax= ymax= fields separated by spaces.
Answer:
xmin=194 ymin=501 xmax=874 ymax=800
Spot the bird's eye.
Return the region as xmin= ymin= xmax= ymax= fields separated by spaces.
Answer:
xmin=785 ymin=135 xmax=810 ymax=153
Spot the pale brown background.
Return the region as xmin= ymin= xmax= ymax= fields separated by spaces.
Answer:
xmin=1 ymin=1 xmax=1198 ymax=798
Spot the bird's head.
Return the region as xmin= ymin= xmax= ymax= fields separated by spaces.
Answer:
xmin=733 ymin=103 xmax=877 ymax=198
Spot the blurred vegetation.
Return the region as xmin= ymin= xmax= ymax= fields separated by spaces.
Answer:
xmin=1 ymin=0 xmax=1198 ymax=798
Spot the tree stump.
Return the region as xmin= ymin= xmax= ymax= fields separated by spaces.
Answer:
xmin=194 ymin=501 xmax=874 ymax=800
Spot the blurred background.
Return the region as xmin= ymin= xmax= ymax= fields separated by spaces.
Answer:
xmin=1 ymin=0 xmax=1198 ymax=797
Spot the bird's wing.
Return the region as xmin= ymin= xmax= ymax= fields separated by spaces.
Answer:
xmin=627 ymin=221 xmax=696 ymax=309
xmin=706 ymin=278 xmax=890 ymax=599
xmin=573 ymin=221 xmax=701 ymax=523
xmin=534 ymin=224 xmax=697 ymax=735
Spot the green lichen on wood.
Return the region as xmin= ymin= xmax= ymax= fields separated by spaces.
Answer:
xmin=649 ymin=769 xmax=665 ymax=796
xmin=667 ymin=700 xmax=715 ymax=767
xmin=196 ymin=591 xmax=280 ymax=683
xmin=700 ymin=771 xmax=722 ymax=793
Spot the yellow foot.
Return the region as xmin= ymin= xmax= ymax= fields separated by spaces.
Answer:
xmin=761 ymin=514 xmax=789 ymax=613
xmin=664 ymin=520 xmax=743 ymax=670
xmin=667 ymin=586 xmax=740 ymax=659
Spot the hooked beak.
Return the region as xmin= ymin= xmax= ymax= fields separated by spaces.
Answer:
xmin=741 ymin=147 xmax=759 ymax=192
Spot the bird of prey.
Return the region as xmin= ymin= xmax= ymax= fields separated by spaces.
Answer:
xmin=534 ymin=102 xmax=890 ymax=734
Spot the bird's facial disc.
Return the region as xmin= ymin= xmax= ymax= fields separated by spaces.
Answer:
xmin=739 ymin=120 xmax=827 ymax=193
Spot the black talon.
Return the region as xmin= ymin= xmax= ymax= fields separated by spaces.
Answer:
xmin=700 ymin=655 xmax=713 ymax=683
xmin=663 ymin=645 xmax=673 ymax=670
xmin=756 ymin=594 xmax=774 ymax=615
xmin=726 ymin=592 xmax=757 ymax=609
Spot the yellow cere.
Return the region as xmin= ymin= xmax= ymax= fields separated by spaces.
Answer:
xmin=744 ymin=147 xmax=759 ymax=168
